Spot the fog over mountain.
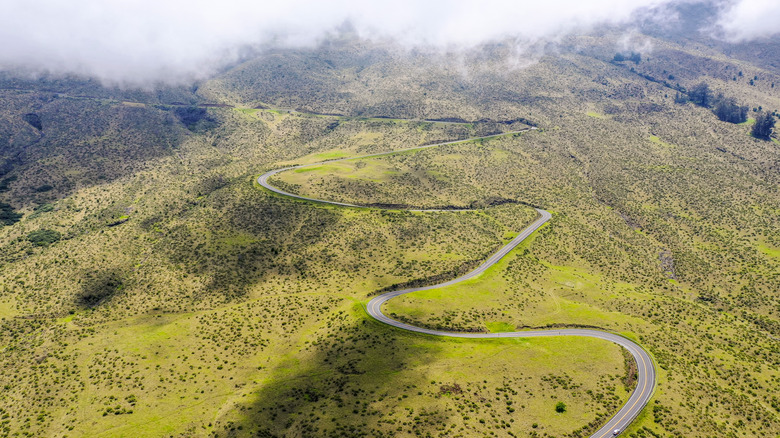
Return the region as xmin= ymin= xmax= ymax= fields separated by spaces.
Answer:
xmin=716 ymin=0 xmax=780 ymax=41
xmin=1 ymin=0 xmax=778 ymax=85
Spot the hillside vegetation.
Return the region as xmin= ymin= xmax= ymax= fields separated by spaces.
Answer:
xmin=0 ymin=25 xmax=779 ymax=438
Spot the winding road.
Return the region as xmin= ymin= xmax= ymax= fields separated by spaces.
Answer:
xmin=258 ymin=130 xmax=655 ymax=437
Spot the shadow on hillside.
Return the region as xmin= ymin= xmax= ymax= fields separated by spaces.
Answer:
xmin=0 ymin=92 xmax=190 ymax=204
xmin=214 ymin=316 xmax=438 ymax=438
xmin=76 ymin=268 xmax=127 ymax=308
xmin=156 ymin=185 xmax=341 ymax=298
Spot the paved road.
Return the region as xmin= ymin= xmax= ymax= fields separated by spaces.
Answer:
xmin=258 ymin=131 xmax=655 ymax=437
xmin=258 ymin=129 xmax=535 ymax=210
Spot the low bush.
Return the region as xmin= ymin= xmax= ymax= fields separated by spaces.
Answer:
xmin=27 ymin=229 xmax=61 ymax=246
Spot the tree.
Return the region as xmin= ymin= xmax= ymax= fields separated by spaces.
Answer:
xmin=613 ymin=52 xmax=641 ymax=64
xmin=751 ymin=112 xmax=776 ymax=140
xmin=713 ymin=95 xmax=748 ymax=124
xmin=689 ymin=82 xmax=713 ymax=107
xmin=555 ymin=401 xmax=567 ymax=413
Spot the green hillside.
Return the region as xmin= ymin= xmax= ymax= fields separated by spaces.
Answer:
xmin=0 ymin=25 xmax=779 ymax=438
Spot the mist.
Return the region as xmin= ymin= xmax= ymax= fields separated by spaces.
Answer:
xmin=1 ymin=0 xmax=778 ymax=86
xmin=716 ymin=0 xmax=780 ymax=41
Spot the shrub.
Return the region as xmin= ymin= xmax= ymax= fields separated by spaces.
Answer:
xmin=689 ymin=82 xmax=713 ymax=107
xmin=751 ymin=112 xmax=776 ymax=140
xmin=27 ymin=229 xmax=61 ymax=246
xmin=35 ymin=203 xmax=54 ymax=213
xmin=613 ymin=52 xmax=641 ymax=64
xmin=713 ymin=95 xmax=748 ymax=124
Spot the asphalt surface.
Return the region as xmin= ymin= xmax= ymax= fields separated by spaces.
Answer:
xmin=258 ymin=131 xmax=655 ymax=437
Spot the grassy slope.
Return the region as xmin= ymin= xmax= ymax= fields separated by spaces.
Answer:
xmin=273 ymin=131 xmax=534 ymax=210
xmin=0 ymin=102 xmax=624 ymax=437
xmin=0 ymin=30 xmax=778 ymax=438
xmin=215 ymin=35 xmax=780 ymax=437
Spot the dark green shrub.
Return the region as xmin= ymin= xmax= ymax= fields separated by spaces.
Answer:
xmin=752 ymin=112 xmax=776 ymax=140
xmin=689 ymin=82 xmax=713 ymax=107
xmin=27 ymin=229 xmax=61 ymax=246
xmin=713 ymin=96 xmax=748 ymax=124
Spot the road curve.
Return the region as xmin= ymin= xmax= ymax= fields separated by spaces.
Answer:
xmin=258 ymin=129 xmax=536 ymax=210
xmin=258 ymin=130 xmax=655 ymax=437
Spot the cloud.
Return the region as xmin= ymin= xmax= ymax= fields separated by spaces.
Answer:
xmin=715 ymin=0 xmax=780 ymax=41
xmin=0 ymin=0 xmax=777 ymax=86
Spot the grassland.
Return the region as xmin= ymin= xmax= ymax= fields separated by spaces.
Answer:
xmin=272 ymin=132 xmax=534 ymax=210
xmin=236 ymin=37 xmax=779 ymax=437
xmin=215 ymin=305 xmax=629 ymax=438
xmin=288 ymin=108 xmax=779 ymax=437
xmin=0 ymin=27 xmax=779 ymax=438
xmin=0 ymin=103 xmax=616 ymax=437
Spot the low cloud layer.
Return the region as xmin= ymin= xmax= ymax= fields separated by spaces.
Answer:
xmin=0 ymin=0 xmax=778 ymax=86
xmin=716 ymin=0 xmax=780 ymax=41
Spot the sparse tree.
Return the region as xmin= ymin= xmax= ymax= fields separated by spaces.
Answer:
xmin=713 ymin=94 xmax=748 ymax=124
xmin=689 ymin=82 xmax=713 ymax=107
xmin=751 ymin=112 xmax=775 ymax=140
xmin=613 ymin=52 xmax=641 ymax=64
